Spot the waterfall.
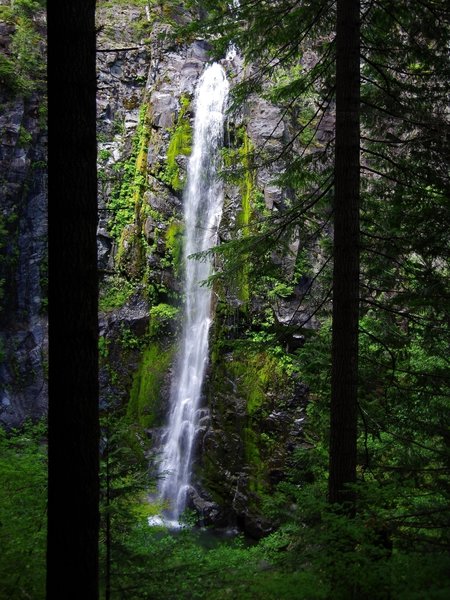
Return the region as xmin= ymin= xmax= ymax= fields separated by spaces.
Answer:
xmin=157 ymin=63 xmax=229 ymax=524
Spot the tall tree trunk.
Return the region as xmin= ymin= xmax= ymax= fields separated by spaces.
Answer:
xmin=329 ymin=0 xmax=360 ymax=508
xmin=47 ymin=2 xmax=99 ymax=599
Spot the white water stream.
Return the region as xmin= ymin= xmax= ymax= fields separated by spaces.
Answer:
xmin=156 ymin=63 xmax=229 ymax=524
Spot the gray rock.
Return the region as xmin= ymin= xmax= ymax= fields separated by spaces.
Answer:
xmin=247 ymin=97 xmax=286 ymax=148
xmin=99 ymin=294 xmax=150 ymax=338
xmin=186 ymin=486 xmax=223 ymax=525
xmin=264 ymin=185 xmax=283 ymax=210
xmin=151 ymin=92 xmax=178 ymax=129
xmin=274 ymin=300 xmax=319 ymax=329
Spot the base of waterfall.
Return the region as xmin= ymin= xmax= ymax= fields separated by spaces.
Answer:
xmin=147 ymin=484 xmax=225 ymax=530
xmin=147 ymin=514 xmax=185 ymax=529
xmin=147 ymin=512 xmax=242 ymax=547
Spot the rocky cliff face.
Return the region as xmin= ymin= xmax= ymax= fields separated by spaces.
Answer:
xmin=0 ymin=6 xmax=47 ymax=428
xmin=1 ymin=1 xmax=317 ymax=535
xmin=93 ymin=2 xmax=315 ymax=536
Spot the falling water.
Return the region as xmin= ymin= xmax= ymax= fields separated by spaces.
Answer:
xmin=157 ymin=63 xmax=229 ymax=524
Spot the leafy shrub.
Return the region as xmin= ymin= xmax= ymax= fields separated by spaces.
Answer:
xmin=0 ymin=421 xmax=47 ymax=599
xmin=99 ymin=274 xmax=134 ymax=312
xmin=0 ymin=54 xmax=25 ymax=95
xmin=149 ymin=302 xmax=179 ymax=336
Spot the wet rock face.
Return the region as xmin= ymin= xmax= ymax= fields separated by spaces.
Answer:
xmin=191 ymin=347 xmax=310 ymax=537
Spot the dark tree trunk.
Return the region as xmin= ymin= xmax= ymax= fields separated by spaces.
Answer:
xmin=105 ymin=431 xmax=111 ymax=600
xmin=328 ymin=0 xmax=360 ymax=508
xmin=47 ymin=2 xmax=99 ymax=599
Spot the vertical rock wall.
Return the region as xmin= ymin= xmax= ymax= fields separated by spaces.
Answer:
xmin=0 ymin=8 xmax=47 ymax=428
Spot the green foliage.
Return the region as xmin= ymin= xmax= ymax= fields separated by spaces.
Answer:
xmin=218 ymin=126 xmax=262 ymax=303
xmin=0 ymin=5 xmax=14 ymax=22
xmin=149 ymin=302 xmax=179 ymax=337
xmin=13 ymin=0 xmax=46 ymax=17
xmin=0 ymin=421 xmax=47 ymax=600
xmin=98 ymin=148 xmax=111 ymax=162
xmin=234 ymin=127 xmax=254 ymax=230
xmin=17 ymin=124 xmax=32 ymax=147
xmin=209 ymin=347 xmax=294 ymax=496
xmin=107 ymin=103 xmax=150 ymax=258
xmin=0 ymin=53 xmax=26 ymax=95
xmin=98 ymin=335 xmax=110 ymax=360
xmin=231 ymin=350 xmax=288 ymax=416
xmin=100 ymin=518 xmax=330 ymax=600
xmin=99 ymin=274 xmax=135 ymax=312
xmin=2 ymin=2 xmax=47 ymax=98
xmin=235 ymin=128 xmax=254 ymax=303
xmin=99 ymin=411 xmax=153 ymax=596
xmin=118 ymin=324 xmax=143 ymax=352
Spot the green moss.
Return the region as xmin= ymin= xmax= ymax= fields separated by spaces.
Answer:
xmin=199 ymin=340 xmax=294 ymax=507
xmin=235 ymin=128 xmax=255 ymax=304
xmin=127 ymin=343 xmax=173 ymax=429
xmin=228 ymin=350 xmax=290 ymax=493
xmin=98 ymin=336 xmax=110 ymax=361
xmin=163 ymin=220 xmax=184 ymax=275
xmin=228 ymin=350 xmax=282 ymax=415
xmin=0 ymin=6 xmax=14 ymax=22
xmin=237 ymin=129 xmax=253 ymax=230
xmin=98 ymin=148 xmax=111 ymax=162
xmin=161 ymin=95 xmax=192 ymax=191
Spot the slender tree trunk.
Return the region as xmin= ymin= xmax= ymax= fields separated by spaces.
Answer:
xmin=47 ymin=2 xmax=99 ymax=599
xmin=329 ymin=0 xmax=360 ymax=509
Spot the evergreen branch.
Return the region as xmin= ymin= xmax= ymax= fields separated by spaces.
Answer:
xmin=97 ymin=46 xmax=143 ymax=53
xmin=361 ymin=134 xmax=426 ymax=145
xmin=361 ymin=298 xmax=438 ymax=325
xmin=360 ymin=164 xmax=417 ymax=189
xmin=361 ymin=98 xmax=438 ymax=130
xmin=291 ymin=284 xmax=333 ymax=329
xmin=286 ymin=258 xmax=332 ymax=327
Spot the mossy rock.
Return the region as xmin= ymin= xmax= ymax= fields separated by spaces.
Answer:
xmin=127 ymin=342 xmax=174 ymax=429
xmin=199 ymin=344 xmax=297 ymax=519
xmin=161 ymin=95 xmax=192 ymax=191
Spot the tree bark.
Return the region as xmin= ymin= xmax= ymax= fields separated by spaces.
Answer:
xmin=329 ymin=0 xmax=360 ymax=508
xmin=47 ymin=2 xmax=99 ymax=599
